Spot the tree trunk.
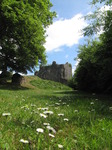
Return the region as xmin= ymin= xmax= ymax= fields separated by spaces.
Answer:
xmin=1 ymin=65 xmax=8 ymax=77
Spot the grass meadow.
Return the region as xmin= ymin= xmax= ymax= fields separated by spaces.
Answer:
xmin=0 ymin=76 xmax=112 ymax=150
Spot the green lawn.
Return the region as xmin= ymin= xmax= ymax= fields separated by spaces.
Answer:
xmin=0 ymin=76 xmax=112 ymax=150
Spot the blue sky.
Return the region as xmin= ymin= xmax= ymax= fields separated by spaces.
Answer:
xmin=44 ymin=0 xmax=92 ymax=74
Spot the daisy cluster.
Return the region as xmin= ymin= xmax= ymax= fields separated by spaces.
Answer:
xmin=7 ymin=97 xmax=72 ymax=149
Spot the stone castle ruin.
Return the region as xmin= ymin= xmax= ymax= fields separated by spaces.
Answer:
xmin=36 ymin=61 xmax=72 ymax=84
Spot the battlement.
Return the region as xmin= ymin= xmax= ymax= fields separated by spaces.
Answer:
xmin=35 ymin=61 xmax=72 ymax=84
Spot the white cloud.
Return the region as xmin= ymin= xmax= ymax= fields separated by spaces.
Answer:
xmin=72 ymin=69 xmax=75 ymax=75
xmin=44 ymin=14 xmax=87 ymax=52
xmin=54 ymin=48 xmax=63 ymax=52
xmin=72 ymin=59 xmax=81 ymax=75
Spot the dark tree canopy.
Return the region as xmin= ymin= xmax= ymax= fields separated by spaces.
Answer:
xmin=0 ymin=0 xmax=56 ymax=74
xmin=72 ymin=0 xmax=112 ymax=93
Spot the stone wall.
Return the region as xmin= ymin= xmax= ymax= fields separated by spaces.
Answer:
xmin=36 ymin=61 xmax=72 ymax=84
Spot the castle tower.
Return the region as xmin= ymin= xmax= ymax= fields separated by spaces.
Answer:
xmin=36 ymin=62 xmax=72 ymax=84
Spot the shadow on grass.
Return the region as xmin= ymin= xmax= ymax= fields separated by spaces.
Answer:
xmin=54 ymin=90 xmax=76 ymax=95
xmin=30 ymin=90 xmax=97 ymax=103
xmin=53 ymin=90 xmax=96 ymax=99
xmin=53 ymin=90 xmax=89 ymax=95
xmin=0 ymin=83 xmax=29 ymax=90
xmin=54 ymin=90 xmax=112 ymax=100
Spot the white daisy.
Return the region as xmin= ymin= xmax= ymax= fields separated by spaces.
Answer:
xmin=43 ymin=123 xmax=50 ymax=126
xmin=40 ymin=113 xmax=47 ymax=118
xmin=2 ymin=113 xmax=11 ymax=116
xmin=46 ymin=126 xmax=56 ymax=134
xmin=55 ymin=103 xmax=60 ymax=106
xmin=37 ymin=107 xmax=42 ymax=110
xmin=58 ymin=114 xmax=64 ymax=116
xmin=20 ymin=139 xmax=29 ymax=144
xmin=43 ymin=111 xmax=53 ymax=115
xmin=64 ymin=118 xmax=69 ymax=121
xmin=90 ymin=102 xmax=94 ymax=105
xmin=58 ymin=144 xmax=63 ymax=149
xmin=49 ymin=133 xmax=55 ymax=138
xmin=74 ymin=110 xmax=78 ymax=113
xmin=38 ymin=107 xmax=49 ymax=110
xmin=36 ymin=128 xmax=44 ymax=133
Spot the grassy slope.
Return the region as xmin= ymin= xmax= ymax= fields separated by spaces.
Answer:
xmin=0 ymin=76 xmax=112 ymax=150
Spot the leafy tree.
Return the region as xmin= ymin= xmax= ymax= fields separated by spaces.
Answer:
xmin=91 ymin=0 xmax=112 ymax=5
xmin=72 ymin=0 xmax=112 ymax=93
xmin=0 ymin=0 xmax=56 ymax=74
xmin=74 ymin=34 xmax=112 ymax=93
xmin=73 ymin=40 xmax=102 ymax=91
xmin=83 ymin=0 xmax=112 ymax=36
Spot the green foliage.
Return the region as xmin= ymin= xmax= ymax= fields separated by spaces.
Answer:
xmin=0 ymin=71 xmax=12 ymax=78
xmin=91 ymin=0 xmax=112 ymax=5
xmin=71 ymin=0 xmax=112 ymax=93
xmin=73 ymin=31 xmax=112 ymax=93
xmin=68 ymin=77 xmax=76 ymax=89
xmin=73 ymin=40 xmax=100 ymax=91
xmin=83 ymin=0 xmax=112 ymax=36
xmin=0 ymin=0 xmax=56 ymax=74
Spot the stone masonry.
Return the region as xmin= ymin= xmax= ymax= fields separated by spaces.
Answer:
xmin=36 ymin=61 xmax=72 ymax=84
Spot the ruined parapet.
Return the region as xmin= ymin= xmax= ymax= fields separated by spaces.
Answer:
xmin=36 ymin=61 xmax=72 ymax=84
